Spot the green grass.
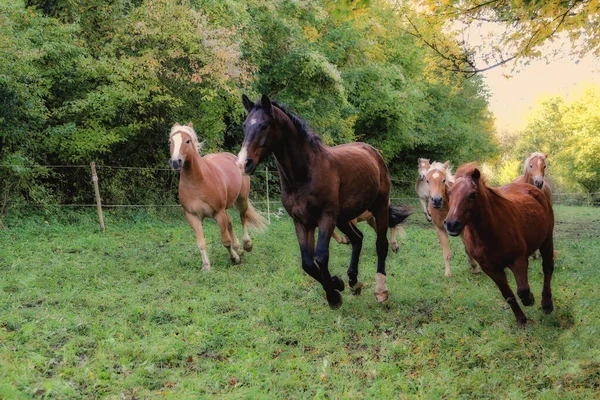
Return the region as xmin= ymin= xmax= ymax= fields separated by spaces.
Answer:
xmin=1 ymin=205 xmax=599 ymax=399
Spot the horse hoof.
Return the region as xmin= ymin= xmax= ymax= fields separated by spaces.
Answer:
xmin=516 ymin=317 xmax=528 ymax=327
xmin=231 ymin=255 xmax=241 ymax=264
xmin=542 ymin=300 xmax=554 ymax=314
xmin=445 ymin=272 xmax=453 ymax=278
xmin=201 ymin=264 xmax=211 ymax=272
xmin=327 ymin=290 xmax=343 ymax=309
xmin=470 ymin=267 xmax=482 ymax=274
xmin=524 ymin=292 xmax=535 ymax=306
xmin=331 ymin=276 xmax=345 ymax=292
xmin=391 ymin=244 xmax=399 ymax=253
xmin=375 ymin=290 xmax=389 ymax=303
xmin=243 ymin=241 xmax=253 ymax=252
xmin=426 ymin=215 xmax=432 ymax=222
xmin=342 ymin=236 xmax=350 ymax=245
xmin=350 ymin=281 xmax=363 ymax=296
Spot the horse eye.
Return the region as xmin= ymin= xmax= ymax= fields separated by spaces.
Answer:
xmin=443 ymin=179 xmax=446 ymax=183
xmin=426 ymin=180 xmax=429 ymax=184
xmin=530 ymin=165 xmax=533 ymax=168
xmin=468 ymin=192 xmax=476 ymax=201
xmin=186 ymin=140 xmax=191 ymax=144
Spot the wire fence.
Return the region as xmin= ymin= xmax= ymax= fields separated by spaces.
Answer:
xmin=1 ymin=163 xmax=598 ymax=230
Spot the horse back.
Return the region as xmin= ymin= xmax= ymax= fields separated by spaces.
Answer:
xmin=203 ymin=152 xmax=245 ymax=206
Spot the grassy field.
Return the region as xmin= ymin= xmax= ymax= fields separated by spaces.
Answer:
xmin=1 ymin=205 xmax=599 ymax=399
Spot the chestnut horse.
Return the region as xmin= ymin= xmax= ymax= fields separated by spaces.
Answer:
xmin=425 ymin=161 xmax=480 ymax=277
xmin=237 ymin=95 xmax=411 ymax=308
xmin=514 ymin=152 xmax=553 ymax=205
xmin=415 ymin=158 xmax=432 ymax=222
xmin=169 ymin=123 xmax=266 ymax=271
xmin=332 ymin=210 xmax=408 ymax=253
xmin=445 ymin=163 xmax=555 ymax=325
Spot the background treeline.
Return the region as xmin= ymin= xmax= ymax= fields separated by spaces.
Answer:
xmin=1 ymin=0 xmax=498 ymax=209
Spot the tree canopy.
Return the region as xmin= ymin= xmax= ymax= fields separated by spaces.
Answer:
xmin=1 ymin=0 xmax=497 ymax=207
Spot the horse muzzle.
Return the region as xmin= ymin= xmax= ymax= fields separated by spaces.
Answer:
xmin=170 ymin=158 xmax=183 ymax=171
xmin=534 ymin=179 xmax=544 ymax=189
xmin=431 ymin=196 xmax=443 ymax=209
xmin=444 ymin=219 xmax=463 ymax=236
xmin=244 ymin=159 xmax=256 ymax=175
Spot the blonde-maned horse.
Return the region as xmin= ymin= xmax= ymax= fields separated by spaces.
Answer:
xmin=169 ymin=122 xmax=266 ymax=271
xmin=332 ymin=211 xmax=407 ymax=253
xmin=426 ymin=161 xmax=481 ymax=277
xmin=514 ymin=152 xmax=553 ymax=205
xmin=416 ymin=158 xmax=432 ymax=222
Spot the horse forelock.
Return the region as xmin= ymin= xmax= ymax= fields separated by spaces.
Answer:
xmin=428 ymin=162 xmax=454 ymax=183
xmin=170 ymin=124 xmax=203 ymax=152
xmin=523 ymin=152 xmax=547 ymax=173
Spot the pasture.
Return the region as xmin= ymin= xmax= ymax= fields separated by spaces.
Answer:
xmin=1 ymin=205 xmax=599 ymax=398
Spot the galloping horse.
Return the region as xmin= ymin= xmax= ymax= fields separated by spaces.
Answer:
xmin=445 ymin=163 xmax=555 ymax=325
xmin=425 ymin=161 xmax=480 ymax=277
xmin=332 ymin=210 xmax=408 ymax=253
xmin=237 ymin=95 xmax=411 ymax=308
xmin=416 ymin=158 xmax=432 ymax=222
xmin=169 ymin=122 xmax=266 ymax=271
xmin=514 ymin=152 xmax=553 ymax=205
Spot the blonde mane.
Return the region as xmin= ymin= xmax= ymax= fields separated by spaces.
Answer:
xmin=170 ymin=123 xmax=203 ymax=152
xmin=523 ymin=152 xmax=546 ymax=174
xmin=427 ymin=161 xmax=455 ymax=184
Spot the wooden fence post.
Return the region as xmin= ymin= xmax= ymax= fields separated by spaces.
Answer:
xmin=90 ymin=162 xmax=105 ymax=232
xmin=265 ymin=166 xmax=271 ymax=224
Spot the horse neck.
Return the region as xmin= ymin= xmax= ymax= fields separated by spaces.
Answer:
xmin=468 ymin=186 xmax=509 ymax=244
xmin=180 ymin=151 xmax=207 ymax=185
xmin=272 ymin=116 xmax=321 ymax=189
xmin=522 ymin=167 xmax=534 ymax=184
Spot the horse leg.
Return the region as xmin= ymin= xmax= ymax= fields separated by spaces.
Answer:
xmin=510 ymin=257 xmax=534 ymax=306
xmin=485 ymin=267 xmax=528 ymax=326
xmin=233 ymin=196 xmax=253 ymax=252
xmin=293 ymin=222 xmax=325 ymax=290
xmin=332 ymin=230 xmax=349 ymax=245
xmin=460 ymin=233 xmax=481 ymax=273
xmin=371 ymin=202 xmax=390 ymax=303
xmin=215 ymin=211 xmax=240 ymax=264
xmin=226 ymin=212 xmax=242 ymax=255
xmin=315 ymin=215 xmax=344 ymax=309
xmin=337 ymin=220 xmax=364 ymax=295
xmin=435 ymin=225 xmax=452 ymax=277
xmin=539 ymin=236 xmax=555 ymax=314
xmin=420 ymin=198 xmax=432 ymax=222
xmin=184 ymin=212 xmax=211 ymax=272
xmin=389 ymin=226 xmax=399 ymax=253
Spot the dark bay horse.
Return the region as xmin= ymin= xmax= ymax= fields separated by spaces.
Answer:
xmin=169 ymin=123 xmax=266 ymax=271
xmin=444 ymin=163 xmax=555 ymax=325
xmin=237 ymin=95 xmax=411 ymax=308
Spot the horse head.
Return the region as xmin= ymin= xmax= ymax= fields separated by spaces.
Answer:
xmin=169 ymin=122 xmax=201 ymax=171
xmin=525 ymin=152 xmax=548 ymax=189
xmin=426 ymin=160 xmax=452 ymax=209
xmin=417 ymin=158 xmax=431 ymax=181
xmin=444 ymin=163 xmax=482 ymax=236
xmin=237 ymin=94 xmax=280 ymax=175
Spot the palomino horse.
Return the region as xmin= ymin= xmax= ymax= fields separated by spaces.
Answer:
xmin=445 ymin=163 xmax=555 ymax=325
xmin=514 ymin=152 xmax=553 ymax=205
xmin=169 ymin=122 xmax=266 ymax=271
xmin=332 ymin=210 xmax=408 ymax=253
xmin=416 ymin=158 xmax=432 ymax=222
xmin=425 ymin=161 xmax=480 ymax=277
xmin=237 ymin=95 xmax=411 ymax=308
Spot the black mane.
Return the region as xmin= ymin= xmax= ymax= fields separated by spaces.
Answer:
xmin=269 ymin=101 xmax=323 ymax=147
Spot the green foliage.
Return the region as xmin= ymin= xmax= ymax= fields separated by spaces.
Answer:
xmin=1 ymin=0 xmax=497 ymax=208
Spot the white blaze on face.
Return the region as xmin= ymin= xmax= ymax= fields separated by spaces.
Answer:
xmin=433 ymin=172 xmax=440 ymax=179
xmin=237 ymin=146 xmax=248 ymax=170
xmin=171 ymin=133 xmax=183 ymax=160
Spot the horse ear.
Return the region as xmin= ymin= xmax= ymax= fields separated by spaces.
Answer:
xmin=471 ymin=168 xmax=481 ymax=185
xmin=261 ymin=94 xmax=272 ymax=115
xmin=242 ymin=94 xmax=253 ymax=113
xmin=187 ymin=121 xmax=193 ymax=128
xmin=444 ymin=160 xmax=450 ymax=169
xmin=527 ymin=152 xmax=531 ymax=157
xmin=545 ymin=153 xmax=549 ymax=159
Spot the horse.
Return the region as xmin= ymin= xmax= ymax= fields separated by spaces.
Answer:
xmin=425 ymin=161 xmax=480 ymax=277
xmin=169 ymin=122 xmax=266 ymax=271
xmin=237 ymin=95 xmax=411 ymax=308
xmin=514 ymin=152 xmax=553 ymax=205
xmin=444 ymin=163 xmax=555 ymax=325
xmin=331 ymin=210 xmax=408 ymax=253
xmin=416 ymin=158 xmax=432 ymax=222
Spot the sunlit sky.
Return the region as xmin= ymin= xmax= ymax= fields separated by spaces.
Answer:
xmin=482 ymin=53 xmax=600 ymax=132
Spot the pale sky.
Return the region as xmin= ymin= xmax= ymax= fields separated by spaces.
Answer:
xmin=482 ymin=54 xmax=600 ymax=132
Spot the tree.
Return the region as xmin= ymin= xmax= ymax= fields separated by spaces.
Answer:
xmin=411 ymin=0 xmax=600 ymax=76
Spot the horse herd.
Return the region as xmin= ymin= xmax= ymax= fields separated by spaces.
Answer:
xmin=169 ymin=94 xmax=555 ymax=326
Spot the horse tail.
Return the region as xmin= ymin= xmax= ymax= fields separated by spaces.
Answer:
xmin=245 ymin=201 xmax=269 ymax=231
xmin=389 ymin=206 xmax=412 ymax=228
